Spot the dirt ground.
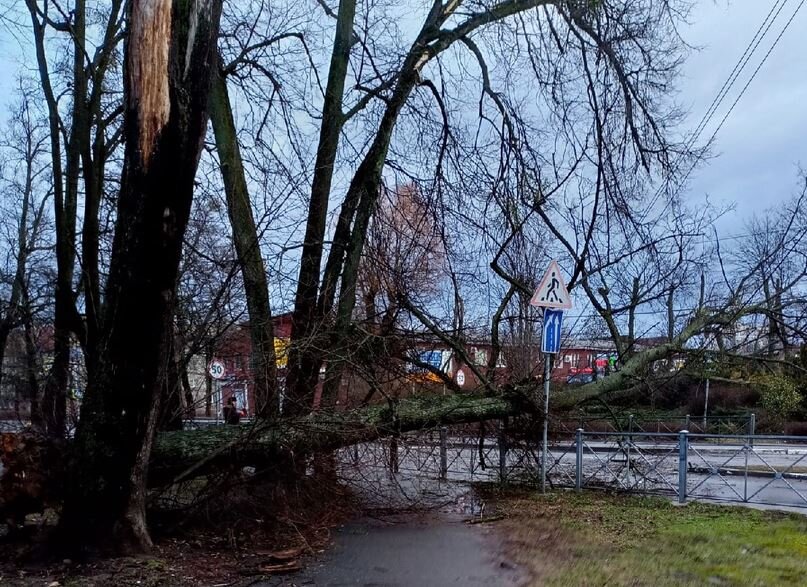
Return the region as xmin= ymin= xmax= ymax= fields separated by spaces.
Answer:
xmin=0 ymin=477 xmax=357 ymax=586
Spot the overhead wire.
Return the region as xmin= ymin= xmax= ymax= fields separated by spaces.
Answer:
xmin=641 ymin=0 xmax=798 ymax=218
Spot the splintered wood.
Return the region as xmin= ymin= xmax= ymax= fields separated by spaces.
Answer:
xmin=128 ymin=0 xmax=172 ymax=166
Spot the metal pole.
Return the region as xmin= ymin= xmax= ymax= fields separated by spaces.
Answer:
xmin=439 ymin=426 xmax=448 ymax=480
xmin=214 ymin=380 xmax=221 ymax=425
xmin=575 ymin=428 xmax=584 ymax=491
xmin=626 ymin=414 xmax=633 ymax=486
xmin=743 ymin=440 xmax=749 ymax=502
xmin=541 ymin=353 xmax=551 ymax=493
xmin=389 ymin=436 xmax=399 ymax=473
xmin=685 ymin=414 xmax=690 ymax=433
xmin=678 ymin=430 xmax=688 ymax=504
xmin=498 ymin=418 xmax=508 ymax=485
xmin=703 ymin=378 xmax=710 ymax=432
xmin=750 ymin=412 xmax=756 ymax=442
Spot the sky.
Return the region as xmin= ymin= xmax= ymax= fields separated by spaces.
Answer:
xmin=0 ymin=1 xmax=803 ymax=228
xmin=0 ymin=0 xmax=804 ymax=327
xmin=678 ymin=0 xmax=807 ymax=233
xmin=0 ymin=1 xmax=804 ymax=221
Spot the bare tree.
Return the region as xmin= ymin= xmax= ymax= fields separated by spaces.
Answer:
xmin=0 ymin=92 xmax=53 ymax=427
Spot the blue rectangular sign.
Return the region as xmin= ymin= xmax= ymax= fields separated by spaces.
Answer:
xmin=542 ymin=308 xmax=563 ymax=354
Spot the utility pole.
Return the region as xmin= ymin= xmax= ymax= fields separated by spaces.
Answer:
xmin=703 ymin=378 xmax=710 ymax=432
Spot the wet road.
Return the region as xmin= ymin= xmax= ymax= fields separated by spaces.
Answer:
xmin=258 ymin=480 xmax=523 ymax=587
xmin=261 ymin=513 xmax=521 ymax=586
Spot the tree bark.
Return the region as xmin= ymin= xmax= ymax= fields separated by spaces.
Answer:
xmin=148 ymin=391 xmax=529 ymax=485
xmin=209 ymin=65 xmax=277 ymax=417
xmin=285 ymin=0 xmax=358 ymax=414
xmin=60 ymin=0 xmax=222 ymax=553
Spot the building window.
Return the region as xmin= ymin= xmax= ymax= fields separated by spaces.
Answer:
xmin=474 ymin=348 xmax=487 ymax=365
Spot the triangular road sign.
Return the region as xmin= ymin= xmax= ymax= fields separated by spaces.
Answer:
xmin=530 ymin=260 xmax=572 ymax=309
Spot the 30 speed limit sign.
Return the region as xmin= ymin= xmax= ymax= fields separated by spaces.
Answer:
xmin=208 ymin=359 xmax=226 ymax=380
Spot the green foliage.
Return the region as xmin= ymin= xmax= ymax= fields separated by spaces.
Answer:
xmin=755 ymin=374 xmax=802 ymax=421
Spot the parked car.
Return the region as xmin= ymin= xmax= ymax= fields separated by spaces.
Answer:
xmin=566 ymin=372 xmax=595 ymax=385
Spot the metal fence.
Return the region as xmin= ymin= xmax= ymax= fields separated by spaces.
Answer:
xmin=570 ymin=430 xmax=807 ymax=509
xmin=337 ymin=422 xmax=540 ymax=486
xmin=554 ymin=413 xmax=755 ymax=437
xmin=336 ymin=422 xmax=807 ymax=510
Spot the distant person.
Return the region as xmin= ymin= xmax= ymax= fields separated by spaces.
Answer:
xmin=223 ymin=396 xmax=241 ymax=425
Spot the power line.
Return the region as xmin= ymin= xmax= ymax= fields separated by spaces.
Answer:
xmin=682 ymin=0 xmax=789 ymax=156
xmin=643 ymin=0 xmax=799 ymax=218
xmin=692 ymin=0 xmax=807 ymax=181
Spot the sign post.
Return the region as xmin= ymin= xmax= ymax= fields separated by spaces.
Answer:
xmin=208 ymin=359 xmax=226 ymax=425
xmin=530 ymin=261 xmax=572 ymax=493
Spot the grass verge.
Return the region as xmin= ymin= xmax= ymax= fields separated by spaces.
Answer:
xmin=481 ymin=488 xmax=807 ymax=586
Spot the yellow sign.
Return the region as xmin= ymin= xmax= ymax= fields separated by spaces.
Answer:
xmin=274 ymin=338 xmax=289 ymax=368
xmin=408 ymin=371 xmax=442 ymax=384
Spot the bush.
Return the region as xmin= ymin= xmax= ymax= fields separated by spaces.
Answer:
xmin=754 ymin=374 xmax=802 ymax=422
xmin=685 ymin=382 xmax=758 ymax=416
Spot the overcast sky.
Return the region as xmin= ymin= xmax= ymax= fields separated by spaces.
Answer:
xmin=0 ymin=1 xmax=803 ymax=235
xmin=681 ymin=0 xmax=807 ymax=234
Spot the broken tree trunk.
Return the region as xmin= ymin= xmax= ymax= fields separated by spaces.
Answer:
xmin=60 ymin=0 xmax=223 ymax=553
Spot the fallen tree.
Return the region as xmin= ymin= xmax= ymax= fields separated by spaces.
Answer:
xmin=149 ymin=391 xmax=530 ymax=485
xmin=147 ymin=365 xmax=648 ymax=486
xmin=0 ymin=390 xmax=530 ymax=522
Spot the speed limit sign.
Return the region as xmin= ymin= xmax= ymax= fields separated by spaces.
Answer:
xmin=208 ymin=359 xmax=226 ymax=380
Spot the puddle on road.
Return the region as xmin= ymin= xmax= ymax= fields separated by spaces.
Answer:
xmin=261 ymin=483 xmax=521 ymax=587
xmin=256 ymin=467 xmax=522 ymax=586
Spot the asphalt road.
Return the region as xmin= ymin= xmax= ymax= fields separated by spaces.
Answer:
xmin=260 ymin=514 xmax=521 ymax=587
xmin=257 ymin=488 xmax=523 ymax=587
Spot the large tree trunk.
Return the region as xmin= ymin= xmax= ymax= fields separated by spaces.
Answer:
xmin=60 ymin=0 xmax=222 ymax=553
xmin=284 ymin=0 xmax=357 ymax=415
xmin=209 ymin=66 xmax=277 ymax=417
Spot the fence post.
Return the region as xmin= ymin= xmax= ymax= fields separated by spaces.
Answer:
xmin=575 ymin=428 xmax=584 ymax=492
xmin=628 ymin=413 xmax=634 ymax=435
xmin=685 ymin=414 xmax=690 ymax=432
xmin=439 ymin=426 xmax=448 ymax=480
xmin=749 ymin=413 xmax=756 ymax=444
xmin=498 ymin=418 xmax=508 ymax=484
xmin=390 ymin=435 xmax=399 ymax=473
xmin=678 ymin=430 xmax=688 ymax=504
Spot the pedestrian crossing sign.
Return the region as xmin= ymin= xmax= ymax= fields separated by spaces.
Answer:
xmin=530 ymin=259 xmax=572 ymax=309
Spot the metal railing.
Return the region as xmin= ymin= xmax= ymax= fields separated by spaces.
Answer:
xmin=555 ymin=413 xmax=755 ymax=437
xmin=571 ymin=429 xmax=807 ymax=509
xmin=336 ymin=422 xmax=807 ymax=510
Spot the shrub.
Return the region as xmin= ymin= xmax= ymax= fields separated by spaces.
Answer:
xmin=754 ymin=374 xmax=802 ymax=422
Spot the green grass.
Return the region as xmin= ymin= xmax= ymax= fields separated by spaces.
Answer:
xmin=490 ymin=490 xmax=807 ymax=586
